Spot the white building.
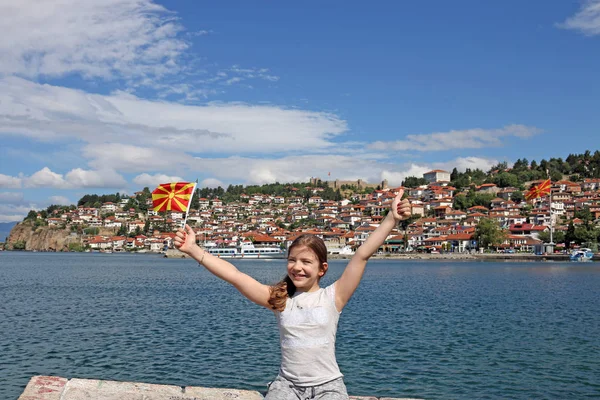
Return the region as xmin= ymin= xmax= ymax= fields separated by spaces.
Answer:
xmin=423 ymin=170 xmax=451 ymax=183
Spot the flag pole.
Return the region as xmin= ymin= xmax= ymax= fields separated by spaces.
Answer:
xmin=181 ymin=180 xmax=198 ymax=229
xmin=548 ymin=176 xmax=554 ymax=247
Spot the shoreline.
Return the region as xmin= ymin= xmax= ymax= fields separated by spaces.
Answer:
xmin=161 ymin=248 xmax=597 ymax=262
xmin=4 ymin=248 xmax=597 ymax=262
xmin=331 ymin=253 xmax=598 ymax=262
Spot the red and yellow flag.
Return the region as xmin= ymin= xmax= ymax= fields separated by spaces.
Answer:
xmin=525 ymin=178 xmax=551 ymax=201
xmin=152 ymin=182 xmax=195 ymax=212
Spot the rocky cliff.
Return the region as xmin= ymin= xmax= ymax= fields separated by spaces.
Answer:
xmin=7 ymin=222 xmax=81 ymax=251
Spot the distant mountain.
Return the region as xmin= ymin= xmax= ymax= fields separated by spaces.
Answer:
xmin=0 ymin=222 xmax=18 ymax=242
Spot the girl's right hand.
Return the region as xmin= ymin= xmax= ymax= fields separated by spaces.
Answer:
xmin=391 ymin=189 xmax=412 ymax=222
xmin=174 ymin=224 xmax=197 ymax=254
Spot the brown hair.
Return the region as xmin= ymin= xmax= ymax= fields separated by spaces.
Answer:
xmin=268 ymin=234 xmax=328 ymax=312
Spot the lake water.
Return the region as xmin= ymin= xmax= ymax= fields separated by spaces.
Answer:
xmin=1 ymin=252 xmax=599 ymax=399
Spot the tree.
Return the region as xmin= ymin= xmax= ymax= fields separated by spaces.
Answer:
xmin=450 ymin=168 xmax=459 ymax=182
xmin=24 ymin=210 xmax=38 ymax=221
xmin=402 ymin=176 xmax=428 ymax=188
xmin=474 ymin=218 xmax=506 ymax=250
xmin=537 ymin=230 xmax=565 ymax=245
xmin=565 ymin=221 xmax=576 ymax=249
xmin=471 ymin=193 xmax=496 ymax=208
xmin=493 ymin=172 xmax=519 ymax=188
xmin=12 ymin=241 xmax=26 ymax=250
xmin=453 ymin=194 xmax=471 ymax=210
xmin=574 ymin=226 xmax=594 ymax=246
xmin=117 ymin=225 xmax=127 ymax=237
xmin=550 ymin=170 xmax=562 ymax=182
xmin=511 ymin=190 xmax=525 ymax=203
xmin=530 ymin=160 xmax=538 ymax=170
xmin=575 ymin=206 xmax=593 ymax=225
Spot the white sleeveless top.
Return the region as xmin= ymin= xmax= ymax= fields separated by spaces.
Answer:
xmin=275 ymin=283 xmax=343 ymax=386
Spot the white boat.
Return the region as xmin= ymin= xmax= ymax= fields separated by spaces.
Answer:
xmin=569 ymin=248 xmax=594 ymax=262
xmin=206 ymin=242 xmax=286 ymax=259
xmin=328 ymin=245 xmax=355 ymax=255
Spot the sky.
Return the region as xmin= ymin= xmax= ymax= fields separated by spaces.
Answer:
xmin=0 ymin=0 xmax=599 ymax=223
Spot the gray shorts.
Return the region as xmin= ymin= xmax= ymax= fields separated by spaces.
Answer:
xmin=265 ymin=375 xmax=349 ymax=400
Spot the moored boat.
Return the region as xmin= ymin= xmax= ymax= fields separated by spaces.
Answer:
xmin=206 ymin=241 xmax=286 ymax=259
xmin=569 ymin=248 xmax=594 ymax=262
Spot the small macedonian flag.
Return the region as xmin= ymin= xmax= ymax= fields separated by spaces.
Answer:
xmin=152 ymin=182 xmax=196 ymax=212
xmin=525 ymin=178 xmax=551 ymax=201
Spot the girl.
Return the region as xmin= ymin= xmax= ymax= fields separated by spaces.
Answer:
xmin=174 ymin=189 xmax=411 ymax=399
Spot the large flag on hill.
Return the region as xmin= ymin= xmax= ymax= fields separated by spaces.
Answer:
xmin=525 ymin=178 xmax=551 ymax=201
xmin=152 ymin=182 xmax=196 ymax=212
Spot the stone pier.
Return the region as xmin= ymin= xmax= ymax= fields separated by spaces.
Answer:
xmin=18 ymin=376 xmax=422 ymax=400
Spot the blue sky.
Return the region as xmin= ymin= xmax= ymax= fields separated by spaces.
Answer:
xmin=0 ymin=0 xmax=599 ymax=222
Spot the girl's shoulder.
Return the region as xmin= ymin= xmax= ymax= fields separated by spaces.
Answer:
xmin=324 ymin=283 xmax=336 ymax=304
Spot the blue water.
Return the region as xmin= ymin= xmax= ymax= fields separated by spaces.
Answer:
xmin=1 ymin=252 xmax=599 ymax=399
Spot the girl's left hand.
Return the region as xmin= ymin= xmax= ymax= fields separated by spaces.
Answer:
xmin=391 ymin=189 xmax=412 ymax=221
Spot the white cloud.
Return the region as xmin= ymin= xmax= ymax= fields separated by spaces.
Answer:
xmin=0 ymin=0 xmax=187 ymax=80
xmin=0 ymin=194 xmax=74 ymax=222
xmin=0 ymin=174 xmax=22 ymax=189
xmin=48 ymin=196 xmax=71 ymax=206
xmin=18 ymin=167 xmax=126 ymax=189
xmin=0 ymin=77 xmax=348 ymax=165
xmin=25 ymin=167 xmax=68 ymax=188
xmin=558 ymin=0 xmax=600 ymax=36
xmin=0 ymin=192 xmax=24 ymax=204
xmin=201 ymin=178 xmax=225 ymax=188
xmin=225 ymin=77 xmax=243 ymax=85
xmin=381 ymin=164 xmax=432 ymax=187
xmin=368 ymin=125 xmax=542 ymax=152
xmin=378 ymin=157 xmax=498 ymax=187
xmin=134 ymin=173 xmax=185 ymax=187
xmin=0 ymin=205 xmax=31 ymax=223
xmin=64 ymin=168 xmax=128 ymax=188
xmin=449 ymin=156 xmax=498 ymax=173
xmin=186 ymin=155 xmax=500 ymax=189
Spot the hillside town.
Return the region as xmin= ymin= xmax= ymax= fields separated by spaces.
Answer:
xmin=6 ymin=168 xmax=600 ymax=255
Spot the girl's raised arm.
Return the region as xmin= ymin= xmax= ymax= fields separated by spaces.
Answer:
xmin=334 ymin=189 xmax=411 ymax=311
xmin=174 ymin=225 xmax=272 ymax=309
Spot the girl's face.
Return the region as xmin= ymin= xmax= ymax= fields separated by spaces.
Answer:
xmin=287 ymin=245 xmax=328 ymax=292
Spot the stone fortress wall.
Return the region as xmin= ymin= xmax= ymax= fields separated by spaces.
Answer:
xmin=310 ymin=177 xmax=389 ymax=191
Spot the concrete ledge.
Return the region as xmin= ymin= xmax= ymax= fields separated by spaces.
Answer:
xmin=18 ymin=376 xmax=422 ymax=400
xmin=18 ymin=376 xmax=68 ymax=400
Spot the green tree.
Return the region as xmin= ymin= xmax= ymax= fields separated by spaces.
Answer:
xmin=24 ymin=210 xmax=38 ymax=221
xmin=574 ymin=226 xmax=594 ymax=245
xmin=471 ymin=193 xmax=496 ymax=208
xmin=511 ymin=190 xmax=525 ymax=203
xmin=492 ymin=172 xmax=519 ymax=188
xmin=68 ymin=242 xmax=85 ymax=252
xmin=550 ymin=170 xmax=562 ymax=182
xmin=117 ymin=225 xmax=127 ymax=236
xmin=575 ymin=206 xmax=593 ymax=225
xmin=402 ymin=176 xmax=428 ymax=188
xmin=565 ymin=221 xmax=576 ymax=249
xmin=84 ymin=227 xmax=99 ymax=235
xmin=474 ymin=218 xmax=506 ymax=250
xmin=450 ymin=168 xmax=459 ymax=182
xmin=453 ymin=194 xmax=471 ymax=210
xmin=537 ymin=230 xmax=565 ymax=244
xmin=13 ymin=241 xmax=26 ymax=250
